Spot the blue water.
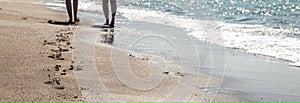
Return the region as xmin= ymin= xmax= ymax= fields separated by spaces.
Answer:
xmin=124 ymin=0 xmax=300 ymax=28
xmin=41 ymin=0 xmax=300 ymax=34
xmin=209 ymin=0 xmax=300 ymax=27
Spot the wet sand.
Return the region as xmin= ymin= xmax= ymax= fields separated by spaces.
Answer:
xmin=93 ymin=45 xmax=243 ymax=101
xmin=0 ymin=0 xmax=81 ymax=101
xmin=70 ymin=17 xmax=243 ymax=101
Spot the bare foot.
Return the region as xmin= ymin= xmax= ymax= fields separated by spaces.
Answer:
xmin=68 ymin=19 xmax=75 ymax=25
xmin=109 ymin=18 xmax=115 ymax=28
xmin=104 ymin=19 xmax=109 ymax=25
xmin=74 ymin=18 xmax=80 ymax=23
xmin=109 ymin=13 xmax=116 ymax=28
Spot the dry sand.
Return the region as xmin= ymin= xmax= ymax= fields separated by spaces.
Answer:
xmin=0 ymin=0 xmax=81 ymax=101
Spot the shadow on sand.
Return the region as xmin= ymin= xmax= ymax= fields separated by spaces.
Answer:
xmin=47 ymin=20 xmax=76 ymax=25
xmin=92 ymin=25 xmax=112 ymax=29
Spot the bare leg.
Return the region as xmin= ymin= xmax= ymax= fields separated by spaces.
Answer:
xmin=65 ymin=0 xmax=73 ymax=23
xmin=102 ymin=0 xmax=109 ymax=25
xmin=109 ymin=0 xmax=117 ymax=27
xmin=73 ymin=0 xmax=80 ymax=22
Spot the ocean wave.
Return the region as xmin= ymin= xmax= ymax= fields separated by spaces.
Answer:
xmin=220 ymin=22 xmax=300 ymax=67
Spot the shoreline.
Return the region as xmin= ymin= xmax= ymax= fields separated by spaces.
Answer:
xmin=37 ymin=0 xmax=300 ymax=69
xmin=69 ymin=5 xmax=243 ymax=101
xmin=43 ymin=0 xmax=300 ymax=101
xmin=2 ymin=0 xmax=300 ymax=102
xmin=77 ymin=10 xmax=300 ymax=101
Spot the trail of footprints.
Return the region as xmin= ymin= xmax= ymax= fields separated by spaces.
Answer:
xmin=43 ymin=27 xmax=75 ymax=91
xmin=128 ymin=53 xmax=184 ymax=77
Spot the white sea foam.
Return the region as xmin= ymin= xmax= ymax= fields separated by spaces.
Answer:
xmin=118 ymin=7 xmax=222 ymax=43
xmin=118 ymin=7 xmax=300 ymax=67
xmin=44 ymin=2 xmax=65 ymax=7
xmin=221 ymin=23 xmax=300 ymax=66
xmin=43 ymin=0 xmax=101 ymax=12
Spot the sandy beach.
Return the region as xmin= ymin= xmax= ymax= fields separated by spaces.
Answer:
xmin=0 ymin=0 xmax=81 ymax=101
xmin=0 ymin=0 xmax=243 ymax=101
xmin=3 ymin=0 xmax=300 ymax=102
xmin=60 ymin=0 xmax=300 ymax=102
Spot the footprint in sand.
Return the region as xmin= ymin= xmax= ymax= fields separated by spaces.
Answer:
xmin=163 ymin=71 xmax=184 ymax=77
xmin=45 ymin=41 xmax=57 ymax=46
xmin=55 ymin=65 xmax=61 ymax=71
xmin=61 ymin=73 xmax=67 ymax=75
xmin=44 ymin=81 xmax=52 ymax=85
xmin=69 ymin=65 xmax=74 ymax=70
xmin=129 ymin=54 xmax=135 ymax=58
xmin=52 ymin=78 xmax=61 ymax=85
xmin=53 ymin=86 xmax=65 ymax=90
xmin=48 ymin=53 xmax=64 ymax=60
xmin=75 ymin=66 xmax=82 ymax=71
